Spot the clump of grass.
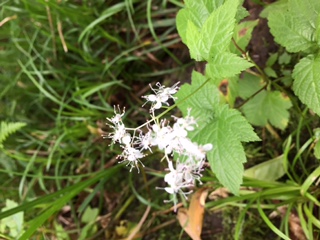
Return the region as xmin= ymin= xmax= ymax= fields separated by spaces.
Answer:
xmin=1 ymin=0 xmax=319 ymax=240
xmin=0 ymin=0 xmax=188 ymax=239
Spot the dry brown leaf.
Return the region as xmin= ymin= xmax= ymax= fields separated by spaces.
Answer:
xmin=177 ymin=188 xmax=208 ymax=240
xmin=288 ymin=212 xmax=307 ymax=240
xmin=208 ymin=187 xmax=229 ymax=200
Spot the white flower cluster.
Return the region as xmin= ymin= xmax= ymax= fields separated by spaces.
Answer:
xmin=106 ymin=82 xmax=212 ymax=209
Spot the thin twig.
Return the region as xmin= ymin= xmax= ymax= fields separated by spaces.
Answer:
xmin=126 ymin=204 xmax=151 ymax=240
xmin=46 ymin=3 xmax=57 ymax=59
xmin=0 ymin=15 xmax=17 ymax=27
xmin=58 ymin=21 xmax=68 ymax=52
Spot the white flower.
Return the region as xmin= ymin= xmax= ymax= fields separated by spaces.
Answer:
xmin=107 ymin=106 xmax=125 ymax=124
xmin=136 ymin=131 xmax=153 ymax=151
xmin=106 ymin=106 xmax=128 ymax=144
xmin=164 ymin=160 xmax=191 ymax=194
xmin=119 ymin=145 xmax=145 ymax=172
xmin=150 ymin=122 xmax=175 ymax=153
xmin=108 ymin=123 xmax=127 ymax=144
xmin=144 ymin=93 xmax=170 ymax=110
xmin=173 ymin=108 xmax=198 ymax=132
xmin=142 ymin=82 xmax=180 ymax=111
xmin=121 ymin=134 xmax=131 ymax=145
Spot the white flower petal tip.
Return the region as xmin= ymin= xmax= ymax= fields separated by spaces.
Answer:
xmin=202 ymin=144 xmax=213 ymax=152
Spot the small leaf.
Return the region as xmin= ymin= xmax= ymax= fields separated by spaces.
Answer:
xmin=81 ymin=206 xmax=99 ymax=223
xmin=236 ymin=5 xmax=249 ymax=21
xmin=230 ymin=20 xmax=259 ymax=55
xmin=292 ymin=54 xmax=320 ymax=116
xmin=264 ymin=66 xmax=278 ymax=78
xmin=278 ymin=52 xmax=291 ymax=65
xmin=206 ymin=52 xmax=253 ymax=79
xmin=244 ymin=155 xmax=287 ymax=181
xmin=266 ymin=53 xmax=278 ymax=67
xmin=0 ymin=199 xmax=24 ymax=238
xmin=242 ymin=90 xmax=292 ymax=130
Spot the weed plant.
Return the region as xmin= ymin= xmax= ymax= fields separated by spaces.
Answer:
xmin=0 ymin=0 xmax=319 ymax=240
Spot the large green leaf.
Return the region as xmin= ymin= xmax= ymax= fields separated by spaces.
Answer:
xmin=289 ymin=0 xmax=320 ymax=37
xmin=176 ymin=71 xmax=259 ymax=194
xmin=186 ymin=20 xmax=203 ymax=61
xmin=200 ymin=0 xmax=239 ymax=59
xmin=176 ymin=9 xmax=189 ymax=44
xmin=206 ymin=52 xmax=253 ymax=79
xmin=184 ymin=0 xmax=212 ymax=28
xmin=292 ymin=54 xmax=320 ymax=116
xmin=176 ymin=0 xmax=224 ymax=44
xmin=239 ymin=75 xmax=292 ymax=130
xmin=244 ymin=155 xmax=287 ymax=181
xmin=176 ymin=71 xmax=220 ymax=125
xmin=267 ymin=0 xmax=316 ymax=52
xmin=176 ymin=0 xmax=239 ymax=61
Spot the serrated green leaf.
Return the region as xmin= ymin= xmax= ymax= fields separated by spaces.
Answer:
xmin=236 ymin=6 xmax=249 ymax=21
xmin=176 ymin=71 xmax=220 ymax=120
xmin=184 ymin=0 xmax=212 ymax=28
xmin=292 ymin=54 xmax=320 ymax=116
xmin=289 ymin=0 xmax=320 ymax=37
xmin=176 ymin=70 xmax=259 ymax=195
xmin=200 ymin=0 xmax=239 ymax=59
xmin=268 ymin=1 xmax=316 ymax=52
xmin=230 ymin=20 xmax=259 ymax=55
xmin=206 ymin=52 xmax=253 ymax=79
xmin=242 ymin=90 xmax=292 ymax=130
xmin=186 ymin=20 xmax=203 ymax=61
xmin=196 ymin=105 xmax=259 ymax=194
xmin=177 ymin=0 xmax=225 ymax=41
xmin=176 ymin=9 xmax=189 ymax=44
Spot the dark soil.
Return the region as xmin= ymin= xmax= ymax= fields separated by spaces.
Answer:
xmin=244 ymin=0 xmax=278 ymax=68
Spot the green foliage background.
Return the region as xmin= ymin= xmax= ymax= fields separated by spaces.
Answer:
xmin=0 ymin=0 xmax=319 ymax=239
